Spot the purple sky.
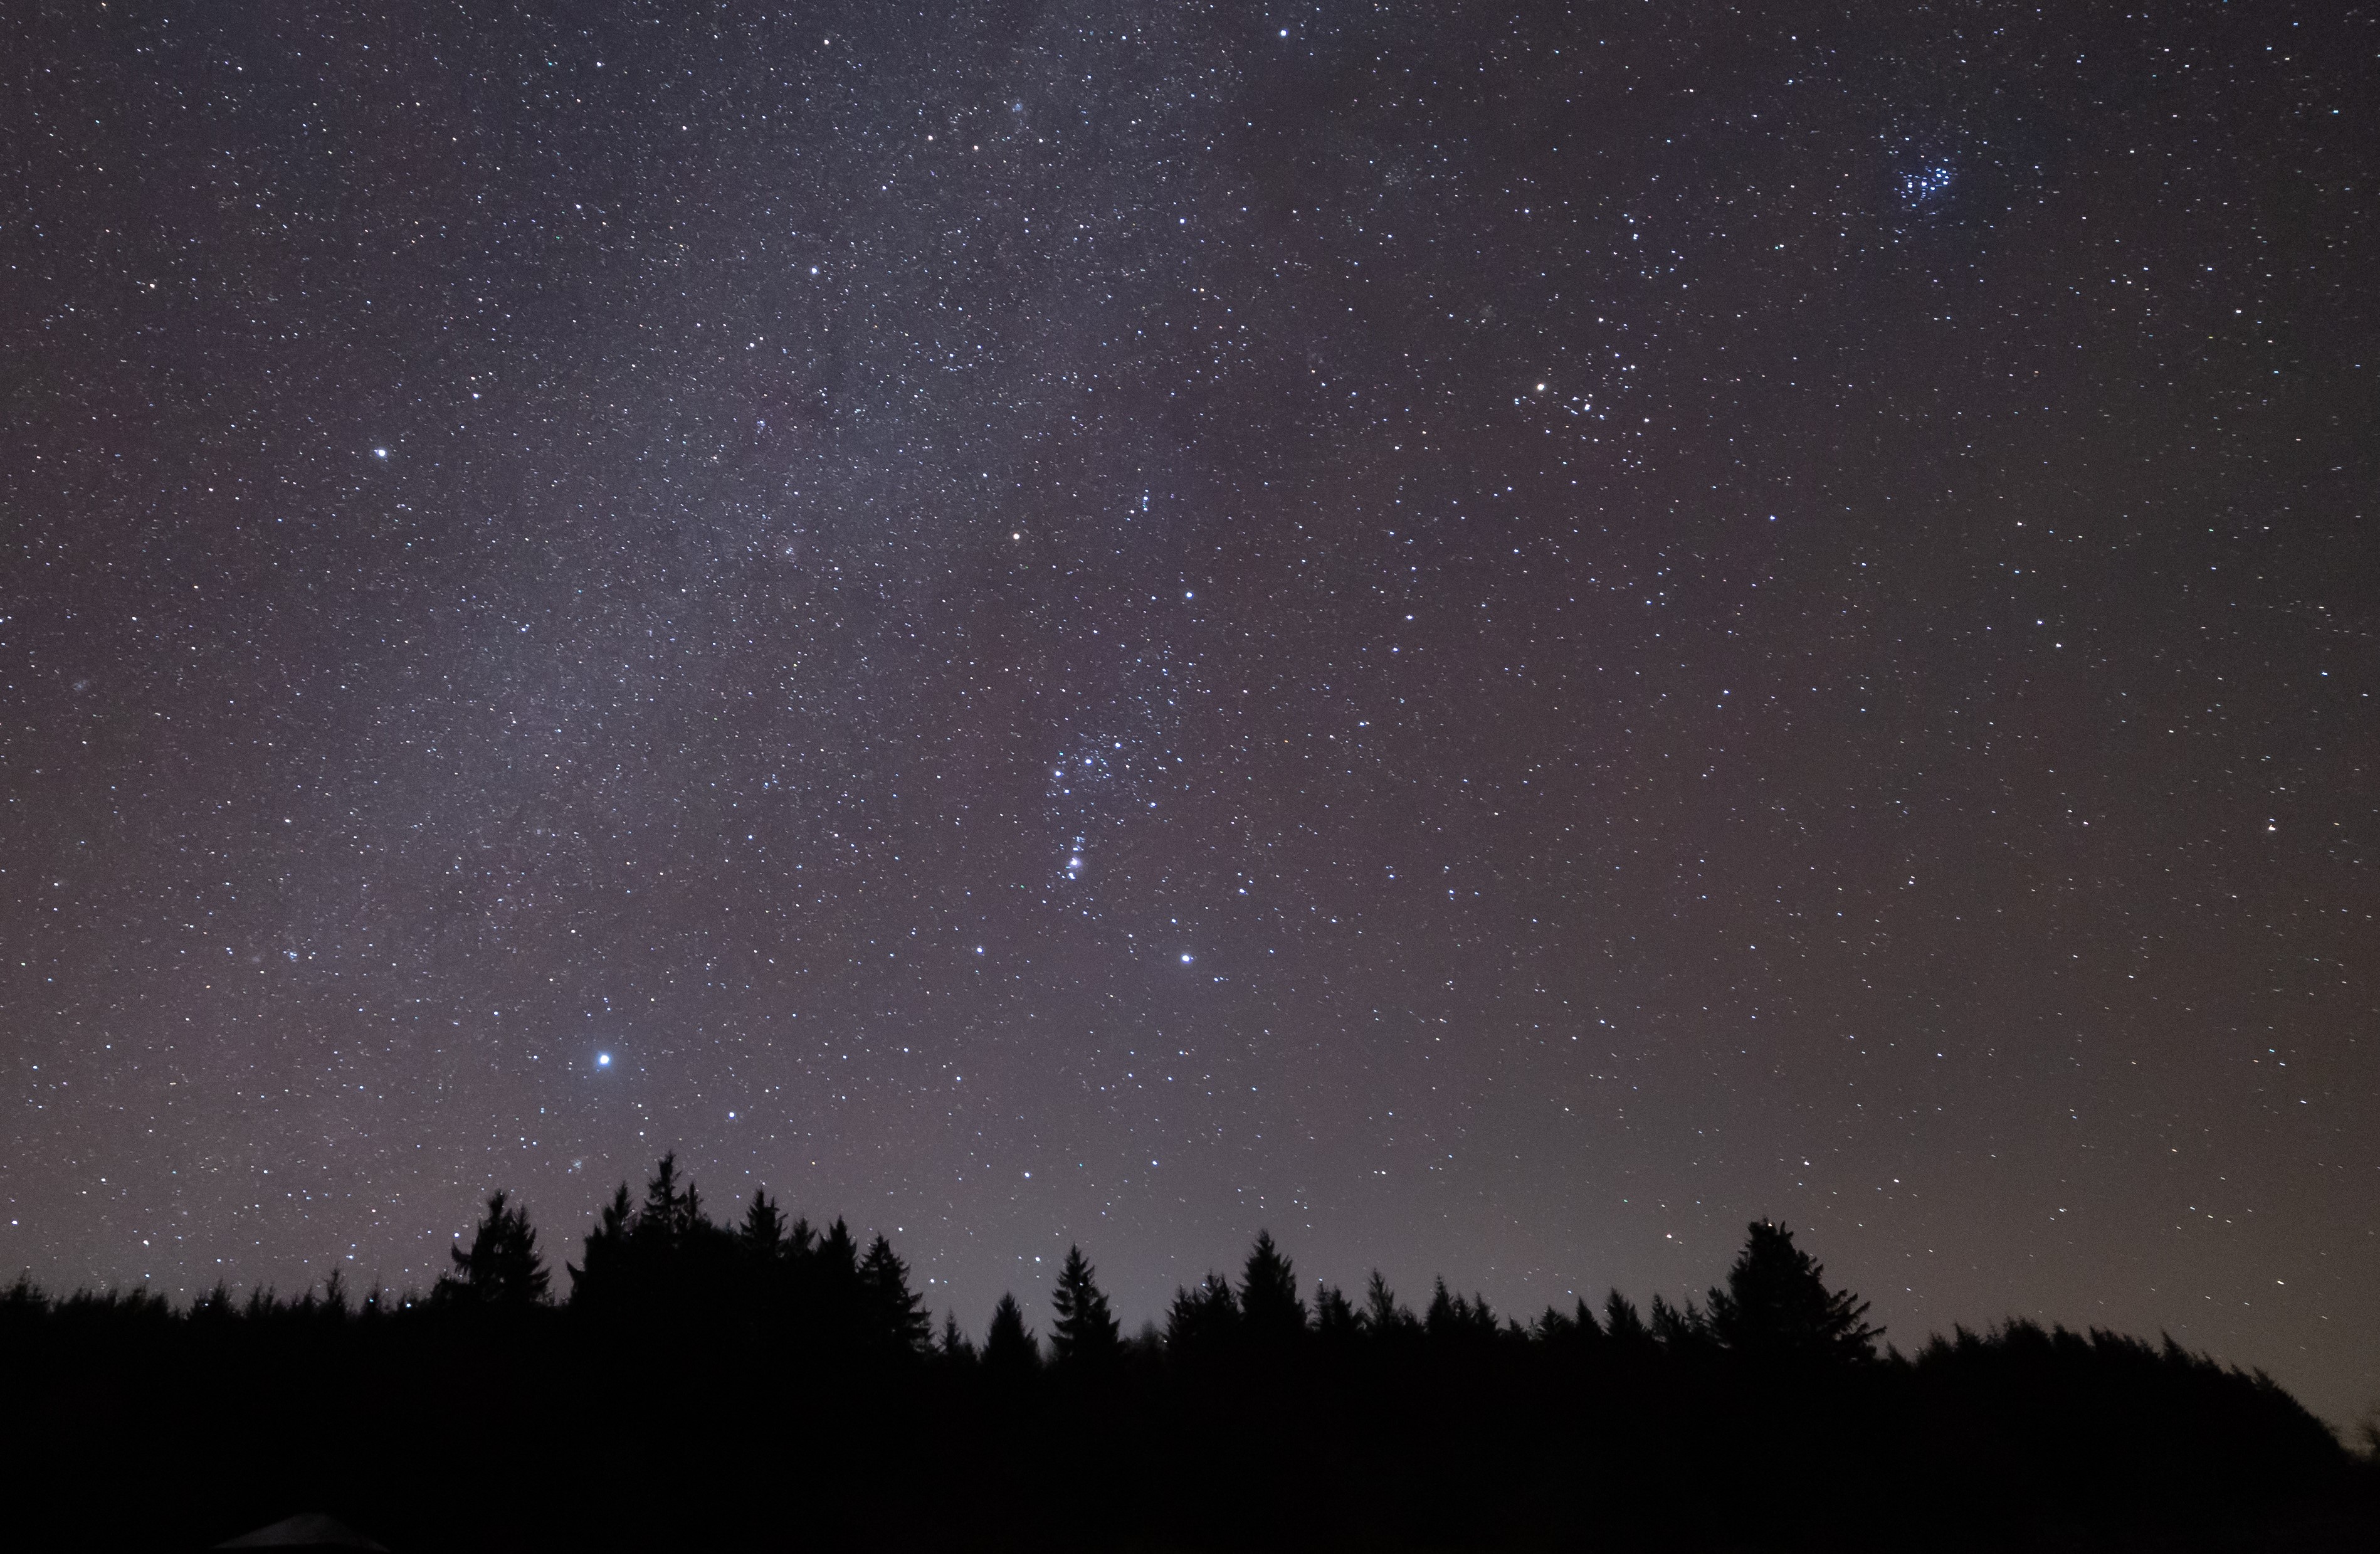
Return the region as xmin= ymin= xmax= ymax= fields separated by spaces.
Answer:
xmin=5 ymin=2 xmax=2372 ymax=1427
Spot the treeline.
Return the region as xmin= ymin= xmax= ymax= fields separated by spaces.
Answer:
xmin=0 ymin=1154 xmax=1917 ymax=1374
xmin=2 ymin=1155 xmax=2369 ymax=1553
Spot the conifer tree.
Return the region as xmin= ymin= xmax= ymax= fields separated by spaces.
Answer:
xmin=640 ymin=1153 xmax=692 ymax=1249
xmin=568 ymin=1181 xmax=638 ymax=1306
xmin=814 ymin=1218 xmax=861 ymax=1329
xmin=1603 ymin=1290 xmax=1655 ymax=1355
xmin=859 ymin=1234 xmax=932 ymax=1356
xmin=739 ymin=1190 xmax=786 ymax=1259
xmin=1704 ymin=1220 xmax=1880 ymax=1363
xmin=437 ymin=1190 xmax=550 ymax=1307
xmin=984 ymin=1292 xmax=1040 ymax=1373
xmin=1428 ymin=1278 xmax=1497 ymax=1341
xmin=1532 ymin=1296 xmax=1606 ymax=1356
xmin=1238 ymin=1229 xmax=1306 ymax=1345
xmin=1049 ymin=1244 xmax=1122 ymax=1366
xmin=0 ymin=1273 xmax=47 ymax=1324
xmin=1165 ymin=1272 xmax=1239 ymax=1356
xmin=818 ymin=1218 xmax=859 ymax=1280
xmin=188 ymin=1281 xmax=229 ymax=1326
xmin=1361 ymin=1271 xmax=1418 ymax=1340
xmin=1649 ymin=1292 xmax=1710 ymax=1354
xmin=1312 ymin=1282 xmax=1360 ymax=1343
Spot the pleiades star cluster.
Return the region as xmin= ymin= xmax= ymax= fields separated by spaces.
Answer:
xmin=4 ymin=3 xmax=2373 ymax=1425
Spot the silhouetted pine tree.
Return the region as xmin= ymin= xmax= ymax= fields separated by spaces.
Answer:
xmin=1048 ymin=1245 xmax=1122 ymax=1367
xmin=1361 ymin=1271 xmax=1419 ymax=1342
xmin=1424 ymin=1279 xmax=1499 ymax=1346
xmin=1649 ymin=1292 xmax=1712 ymax=1355
xmin=434 ymin=1190 xmax=550 ymax=1307
xmin=186 ymin=1280 xmax=231 ymax=1326
xmin=1535 ymin=1296 xmax=1605 ymax=1357
xmin=566 ymin=1158 xmax=749 ymax=1316
xmin=1165 ymin=1272 xmax=1239 ymax=1358
xmin=640 ymin=1153 xmax=690 ymax=1248
xmin=816 ymin=1218 xmax=859 ymax=1281
xmin=1532 ymin=1298 xmax=1607 ymax=1351
xmin=1312 ymin=1282 xmax=1360 ymax=1344
xmin=569 ymin=1180 xmax=639 ymax=1306
xmin=937 ymin=1311 xmax=979 ymax=1366
xmin=858 ymin=1234 xmax=932 ymax=1357
xmin=739 ymin=1190 xmax=786 ymax=1259
xmin=1704 ymin=1220 xmax=1880 ymax=1363
xmin=984 ymin=1292 xmax=1040 ymax=1374
xmin=1238 ymin=1230 xmax=1307 ymax=1346
xmin=1603 ymin=1290 xmax=1655 ymax=1355
xmin=812 ymin=1217 xmax=862 ymax=1333
xmin=0 ymin=1273 xmax=46 ymax=1327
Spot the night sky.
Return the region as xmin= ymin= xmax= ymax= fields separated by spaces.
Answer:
xmin=6 ymin=4 xmax=2374 ymax=1425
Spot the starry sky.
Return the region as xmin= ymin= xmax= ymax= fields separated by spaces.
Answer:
xmin=5 ymin=3 xmax=2374 ymax=1425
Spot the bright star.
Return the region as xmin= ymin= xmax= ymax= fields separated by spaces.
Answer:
xmin=596 ymin=1052 xmax=611 ymax=1068
xmin=372 ymin=448 xmax=388 ymax=459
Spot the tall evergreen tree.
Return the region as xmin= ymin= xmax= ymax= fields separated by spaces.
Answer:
xmin=938 ymin=1311 xmax=979 ymax=1366
xmin=1312 ymin=1282 xmax=1360 ymax=1343
xmin=1532 ymin=1303 xmax=1576 ymax=1343
xmin=739 ymin=1190 xmax=786 ymax=1259
xmin=438 ymin=1190 xmax=550 ymax=1307
xmin=1238 ymin=1229 xmax=1306 ymax=1344
xmin=1165 ymin=1272 xmax=1240 ymax=1356
xmin=1603 ymin=1289 xmax=1654 ymax=1353
xmin=567 ymin=1181 xmax=638 ymax=1306
xmin=641 ymin=1153 xmax=690 ymax=1247
xmin=1425 ymin=1277 xmax=1459 ymax=1336
xmin=1048 ymin=1244 xmax=1122 ymax=1366
xmin=1704 ymin=1220 xmax=1880 ymax=1363
xmin=1424 ymin=1278 xmax=1497 ymax=1343
xmin=1534 ymin=1296 xmax=1605 ymax=1355
xmin=817 ymin=1218 xmax=859 ymax=1280
xmin=984 ymin=1292 xmax=1040 ymax=1374
xmin=1361 ymin=1271 xmax=1419 ymax=1340
xmin=1649 ymin=1292 xmax=1711 ymax=1355
xmin=859 ymin=1234 xmax=932 ymax=1356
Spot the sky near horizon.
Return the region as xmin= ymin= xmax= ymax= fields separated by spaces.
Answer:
xmin=4 ymin=3 xmax=2373 ymax=1426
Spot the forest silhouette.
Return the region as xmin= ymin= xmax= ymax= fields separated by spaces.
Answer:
xmin=3 ymin=1154 xmax=2371 ymax=1551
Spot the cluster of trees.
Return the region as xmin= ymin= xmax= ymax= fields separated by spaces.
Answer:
xmin=3 ymin=1155 xmax=2367 ymax=1553
xmin=396 ymin=1154 xmax=1888 ymax=1377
